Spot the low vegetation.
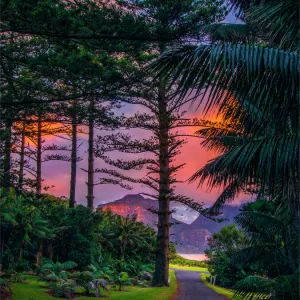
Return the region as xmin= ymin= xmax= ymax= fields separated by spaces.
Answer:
xmin=204 ymin=200 xmax=299 ymax=299
xmin=169 ymin=265 xmax=208 ymax=273
xmin=169 ymin=247 xmax=208 ymax=269
xmin=200 ymin=274 xmax=234 ymax=299
xmin=10 ymin=272 xmax=176 ymax=300
xmin=0 ymin=189 xmax=177 ymax=299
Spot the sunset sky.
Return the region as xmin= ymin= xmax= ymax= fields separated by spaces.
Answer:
xmin=37 ymin=100 xmax=250 ymax=223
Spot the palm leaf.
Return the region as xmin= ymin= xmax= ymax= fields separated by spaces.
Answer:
xmin=247 ymin=0 xmax=300 ymax=51
xmin=233 ymin=276 xmax=274 ymax=299
xmin=235 ymin=211 xmax=286 ymax=242
xmin=208 ymin=179 xmax=243 ymax=214
xmin=201 ymin=23 xmax=256 ymax=43
xmin=153 ymin=44 xmax=299 ymax=130
xmin=189 ymin=133 xmax=300 ymax=197
xmin=233 ymin=270 xmax=300 ymax=299
xmin=62 ymin=261 xmax=78 ymax=270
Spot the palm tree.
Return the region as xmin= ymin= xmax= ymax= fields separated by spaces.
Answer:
xmin=112 ymin=215 xmax=149 ymax=264
xmin=0 ymin=189 xmax=56 ymax=265
xmin=152 ymin=0 xmax=299 ymax=222
xmin=232 ymin=199 xmax=299 ymax=299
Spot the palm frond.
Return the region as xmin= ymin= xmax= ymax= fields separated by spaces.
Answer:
xmin=208 ymin=179 xmax=243 ymax=214
xmin=233 ymin=270 xmax=300 ymax=300
xmin=154 ymin=44 xmax=299 ymax=129
xmin=231 ymin=243 xmax=286 ymax=268
xmin=62 ymin=261 xmax=78 ymax=270
xmin=196 ymin=121 xmax=247 ymax=153
xmin=233 ymin=276 xmax=274 ymax=299
xmin=235 ymin=211 xmax=285 ymax=242
xmin=201 ymin=23 xmax=255 ymax=43
xmin=247 ymin=0 xmax=300 ymax=51
xmin=189 ymin=133 xmax=300 ymax=196
xmin=229 ymin=0 xmax=253 ymax=20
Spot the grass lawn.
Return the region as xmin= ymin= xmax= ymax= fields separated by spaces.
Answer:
xmin=200 ymin=274 xmax=234 ymax=299
xmin=169 ymin=264 xmax=208 ymax=273
xmin=10 ymin=271 xmax=177 ymax=300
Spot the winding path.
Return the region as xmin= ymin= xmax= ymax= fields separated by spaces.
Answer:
xmin=172 ymin=270 xmax=227 ymax=300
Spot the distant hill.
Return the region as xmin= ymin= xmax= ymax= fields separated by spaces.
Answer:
xmin=98 ymin=194 xmax=241 ymax=253
xmin=190 ymin=205 xmax=240 ymax=233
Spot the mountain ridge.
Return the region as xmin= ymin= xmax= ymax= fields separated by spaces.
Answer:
xmin=98 ymin=194 xmax=241 ymax=253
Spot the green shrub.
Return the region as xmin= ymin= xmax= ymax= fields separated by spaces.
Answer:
xmin=38 ymin=259 xmax=77 ymax=282
xmin=0 ymin=277 xmax=12 ymax=299
xmin=49 ymin=281 xmax=76 ymax=299
xmin=112 ymin=272 xmax=130 ymax=291
xmin=7 ymin=271 xmax=27 ymax=283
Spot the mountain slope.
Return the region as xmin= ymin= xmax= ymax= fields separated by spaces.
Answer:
xmin=98 ymin=194 xmax=240 ymax=253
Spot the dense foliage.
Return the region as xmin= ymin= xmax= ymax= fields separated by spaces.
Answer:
xmin=0 ymin=188 xmax=156 ymax=284
xmin=205 ymin=224 xmax=248 ymax=287
xmin=0 ymin=0 xmax=299 ymax=298
xmin=205 ymin=199 xmax=299 ymax=299
xmin=155 ymin=0 xmax=299 ymax=298
xmin=0 ymin=0 xmax=228 ymax=287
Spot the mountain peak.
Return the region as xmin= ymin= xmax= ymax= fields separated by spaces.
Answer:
xmin=121 ymin=194 xmax=145 ymax=202
xmin=98 ymin=194 xmax=240 ymax=253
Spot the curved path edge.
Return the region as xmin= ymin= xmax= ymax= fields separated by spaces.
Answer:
xmin=172 ymin=270 xmax=227 ymax=300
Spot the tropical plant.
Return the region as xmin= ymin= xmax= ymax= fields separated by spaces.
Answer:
xmin=49 ymin=280 xmax=76 ymax=299
xmin=0 ymin=189 xmax=58 ymax=269
xmin=152 ymin=0 xmax=299 ymax=219
xmin=71 ymin=264 xmax=110 ymax=296
xmin=233 ymin=270 xmax=299 ymax=300
xmin=110 ymin=214 xmax=155 ymax=273
xmin=0 ymin=275 xmax=12 ymax=299
xmin=205 ymin=224 xmax=248 ymax=287
xmin=112 ymin=271 xmax=130 ymax=291
xmin=87 ymin=279 xmax=110 ymax=298
xmin=231 ymin=199 xmax=299 ymax=299
xmin=152 ymin=6 xmax=299 ymax=296
xmin=6 ymin=271 xmax=27 ymax=283
xmin=38 ymin=259 xmax=78 ymax=282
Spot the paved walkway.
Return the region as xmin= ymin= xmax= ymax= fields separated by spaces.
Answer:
xmin=173 ymin=270 xmax=227 ymax=300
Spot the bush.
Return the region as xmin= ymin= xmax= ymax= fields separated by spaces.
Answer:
xmin=0 ymin=277 xmax=12 ymax=299
xmin=49 ymin=281 xmax=76 ymax=299
xmin=138 ymin=271 xmax=152 ymax=282
xmin=38 ymin=259 xmax=78 ymax=282
xmin=7 ymin=271 xmax=27 ymax=283
xmin=112 ymin=272 xmax=130 ymax=291
xmin=72 ymin=271 xmax=94 ymax=295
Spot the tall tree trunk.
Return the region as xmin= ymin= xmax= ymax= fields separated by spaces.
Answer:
xmin=48 ymin=241 xmax=53 ymax=260
xmin=36 ymin=117 xmax=42 ymax=194
xmin=3 ymin=118 xmax=12 ymax=189
xmin=87 ymin=97 xmax=95 ymax=209
xmin=69 ymin=102 xmax=77 ymax=208
xmin=3 ymin=33 xmax=14 ymax=189
xmin=36 ymin=240 xmax=43 ymax=266
xmin=153 ymin=79 xmax=170 ymax=287
xmin=18 ymin=122 xmax=26 ymax=188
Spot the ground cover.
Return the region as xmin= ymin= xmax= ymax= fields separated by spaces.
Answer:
xmin=200 ymin=274 xmax=234 ymax=299
xmin=10 ymin=272 xmax=177 ymax=300
xmin=169 ymin=264 xmax=208 ymax=272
